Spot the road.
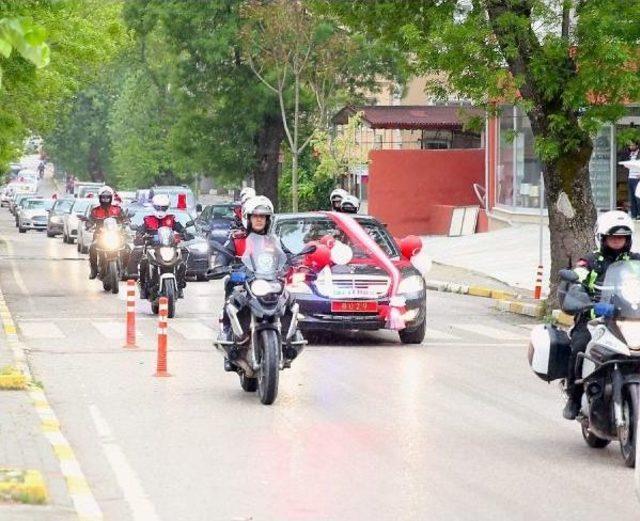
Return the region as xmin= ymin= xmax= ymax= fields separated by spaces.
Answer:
xmin=0 ymin=175 xmax=638 ymax=521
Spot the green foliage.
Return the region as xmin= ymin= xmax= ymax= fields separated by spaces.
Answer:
xmin=0 ymin=16 xmax=50 ymax=86
xmin=278 ymin=148 xmax=334 ymax=212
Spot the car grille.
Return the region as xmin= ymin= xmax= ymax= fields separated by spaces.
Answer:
xmin=315 ymin=274 xmax=390 ymax=299
xmin=32 ymin=215 xmax=46 ymax=222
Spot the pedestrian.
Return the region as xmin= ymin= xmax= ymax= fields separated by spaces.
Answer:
xmin=625 ymin=141 xmax=640 ymax=219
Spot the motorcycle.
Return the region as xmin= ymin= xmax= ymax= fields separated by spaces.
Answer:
xmin=529 ymin=261 xmax=640 ymax=467
xmin=92 ymin=217 xmax=126 ymax=294
xmin=139 ymin=226 xmax=186 ymax=318
xmin=208 ymin=234 xmax=314 ymax=405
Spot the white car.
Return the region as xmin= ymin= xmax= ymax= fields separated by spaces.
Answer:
xmin=77 ymin=201 xmax=99 ymax=254
xmin=62 ymin=198 xmax=93 ymax=244
xmin=18 ymin=198 xmax=53 ymax=233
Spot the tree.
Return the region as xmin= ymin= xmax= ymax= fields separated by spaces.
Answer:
xmin=0 ymin=16 xmax=50 ymax=87
xmin=329 ymin=0 xmax=640 ymax=301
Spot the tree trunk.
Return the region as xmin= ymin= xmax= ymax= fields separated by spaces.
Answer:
xmin=253 ymin=111 xmax=285 ymax=210
xmin=87 ymin=144 xmax=104 ymax=182
xmin=543 ymin=143 xmax=597 ymax=307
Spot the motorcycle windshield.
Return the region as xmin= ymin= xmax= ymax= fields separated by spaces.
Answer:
xmin=103 ymin=217 xmax=118 ymax=230
xmin=156 ymin=226 xmax=174 ymax=246
xmin=601 ymin=261 xmax=640 ymax=319
xmin=241 ymin=233 xmax=286 ymax=280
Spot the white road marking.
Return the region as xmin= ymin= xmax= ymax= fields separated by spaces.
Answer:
xmin=453 ymin=323 xmax=528 ymax=341
xmin=89 ymin=404 xmax=160 ymax=521
xmin=91 ymin=321 xmax=127 ymax=339
xmin=18 ymin=321 xmax=65 ymax=338
xmin=0 ymin=233 xmax=31 ymax=297
xmin=168 ymin=319 xmax=214 ymax=340
xmin=425 ymin=327 xmax=460 ymax=341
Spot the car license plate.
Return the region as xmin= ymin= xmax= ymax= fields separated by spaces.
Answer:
xmin=331 ymin=300 xmax=378 ymax=313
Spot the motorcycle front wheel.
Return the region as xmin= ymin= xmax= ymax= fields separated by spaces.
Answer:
xmin=109 ymin=260 xmax=119 ymax=294
xmin=619 ymin=383 xmax=639 ymax=468
xmin=257 ymin=329 xmax=279 ymax=405
xmin=164 ymin=283 xmax=176 ymax=319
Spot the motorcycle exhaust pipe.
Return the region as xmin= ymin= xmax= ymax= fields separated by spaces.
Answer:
xmin=286 ymin=303 xmax=300 ymax=341
xmin=226 ymin=303 xmax=244 ymax=338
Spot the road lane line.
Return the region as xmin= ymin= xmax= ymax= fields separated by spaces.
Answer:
xmin=425 ymin=327 xmax=460 ymax=341
xmin=89 ymin=404 xmax=160 ymax=521
xmin=0 ymin=285 xmax=103 ymax=519
xmin=18 ymin=321 xmax=65 ymax=339
xmin=0 ymin=233 xmax=31 ymax=296
xmin=168 ymin=319 xmax=214 ymax=339
xmin=453 ymin=323 xmax=528 ymax=341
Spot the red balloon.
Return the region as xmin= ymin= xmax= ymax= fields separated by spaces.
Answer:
xmin=399 ymin=235 xmax=422 ymax=259
xmin=304 ymin=242 xmax=332 ymax=270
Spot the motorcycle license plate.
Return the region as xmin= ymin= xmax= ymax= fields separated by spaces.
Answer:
xmin=331 ymin=300 xmax=378 ymax=313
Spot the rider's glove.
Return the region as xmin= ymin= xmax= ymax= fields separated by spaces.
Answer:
xmin=593 ymin=302 xmax=615 ymax=318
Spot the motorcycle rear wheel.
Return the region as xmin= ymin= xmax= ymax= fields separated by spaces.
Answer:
xmin=619 ymin=383 xmax=639 ymax=468
xmin=257 ymin=329 xmax=279 ymax=405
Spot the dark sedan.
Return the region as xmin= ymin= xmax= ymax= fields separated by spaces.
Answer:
xmin=195 ymin=202 xmax=237 ymax=247
xmin=272 ymin=213 xmax=426 ymax=344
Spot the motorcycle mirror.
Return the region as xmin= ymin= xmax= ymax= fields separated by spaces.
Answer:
xmin=209 ymin=240 xmax=235 ymax=260
xmin=298 ymin=244 xmax=317 ymax=257
xmin=559 ymin=269 xmax=579 ymax=283
xmin=561 ymin=284 xmax=593 ymax=315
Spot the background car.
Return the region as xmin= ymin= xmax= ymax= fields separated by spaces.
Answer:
xmin=125 ymin=208 xmax=210 ymax=280
xmin=194 ymin=202 xmax=236 ymax=247
xmin=62 ymin=198 xmax=93 ymax=244
xmin=76 ymin=201 xmax=100 ymax=253
xmin=9 ymin=191 xmax=35 ymax=216
xmin=150 ymin=185 xmax=198 ymax=213
xmin=47 ymin=197 xmax=74 ymax=237
xmin=18 ymin=198 xmax=53 ymax=233
xmin=13 ymin=194 xmax=41 ymax=224
xmin=272 ymin=212 xmax=427 ymax=344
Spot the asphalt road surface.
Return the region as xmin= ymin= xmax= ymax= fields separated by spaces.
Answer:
xmin=0 ymin=176 xmax=638 ymax=521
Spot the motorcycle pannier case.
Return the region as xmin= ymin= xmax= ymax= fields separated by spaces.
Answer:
xmin=527 ymin=324 xmax=571 ymax=382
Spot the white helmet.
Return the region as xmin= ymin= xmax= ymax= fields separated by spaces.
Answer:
xmin=340 ymin=194 xmax=360 ymax=214
xmin=152 ymin=193 xmax=171 ymax=218
xmin=595 ymin=210 xmax=634 ymax=250
xmin=240 ymin=187 xmax=256 ymax=205
xmin=98 ymin=186 xmax=114 ymax=206
xmin=243 ymin=195 xmax=274 ymax=233
xmin=330 ymin=188 xmax=348 ymax=209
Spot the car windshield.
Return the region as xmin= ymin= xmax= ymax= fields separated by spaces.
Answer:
xmin=25 ymin=199 xmax=47 ymax=209
xmin=54 ymin=199 xmax=74 ymax=213
xmin=211 ymin=205 xmax=234 ymax=219
xmin=600 ymin=261 xmax=640 ymax=319
xmin=275 ymin=216 xmax=399 ymax=259
xmin=241 ymin=234 xmax=287 ymax=279
xmin=72 ymin=200 xmax=91 ymax=214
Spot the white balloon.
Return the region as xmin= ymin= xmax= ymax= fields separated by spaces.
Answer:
xmin=330 ymin=240 xmax=353 ymax=265
xmin=411 ymin=252 xmax=432 ymax=276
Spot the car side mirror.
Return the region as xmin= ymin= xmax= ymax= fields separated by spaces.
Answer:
xmin=185 ymin=220 xmax=195 ymax=228
xmin=77 ymin=215 xmax=87 ymax=222
xmin=298 ymin=244 xmax=317 ymax=256
xmin=196 ymin=203 xmax=203 ymax=213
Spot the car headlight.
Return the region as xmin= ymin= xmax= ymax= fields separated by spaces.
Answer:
xmin=189 ymin=242 xmax=209 ymax=254
xmin=398 ymin=275 xmax=425 ymax=295
xmin=101 ymin=231 xmax=121 ymax=250
xmin=251 ymin=279 xmax=282 ymax=296
xmin=159 ymin=247 xmax=175 ymax=262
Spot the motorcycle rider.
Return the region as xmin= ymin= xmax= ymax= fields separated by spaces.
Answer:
xmin=88 ymin=186 xmax=126 ymax=280
xmin=563 ymin=210 xmax=640 ymax=420
xmin=330 ymin=188 xmax=348 ymax=211
xmin=340 ymin=194 xmax=360 ymax=214
xmin=135 ymin=193 xmax=189 ymax=299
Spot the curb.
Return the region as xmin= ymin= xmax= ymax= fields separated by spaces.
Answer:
xmin=425 ymin=279 xmax=521 ymax=301
xmin=493 ymin=299 xmax=545 ymax=318
xmin=552 ymin=309 xmax=574 ymax=327
xmin=0 ymin=468 xmax=47 ymax=504
xmin=0 ymin=366 xmax=28 ymax=389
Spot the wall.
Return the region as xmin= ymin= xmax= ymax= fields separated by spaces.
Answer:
xmin=368 ymin=149 xmax=485 ymax=236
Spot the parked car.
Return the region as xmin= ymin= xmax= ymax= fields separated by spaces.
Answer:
xmin=76 ymin=201 xmax=100 ymax=253
xmin=9 ymin=191 xmax=36 ymax=215
xmin=17 ymin=198 xmax=53 ymax=233
xmin=46 ymin=197 xmax=74 ymax=237
xmin=271 ymin=212 xmax=427 ymax=344
xmin=194 ymin=202 xmax=237 ymax=247
xmin=12 ymin=194 xmax=39 ymax=222
xmin=62 ymin=198 xmax=93 ymax=244
xmin=150 ymin=185 xmax=199 ymax=213
xmin=125 ymin=208 xmax=210 ymax=280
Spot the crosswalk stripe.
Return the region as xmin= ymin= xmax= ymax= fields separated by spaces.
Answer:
xmin=453 ymin=323 xmax=527 ymax=341
xmin=425 ymin=327 xmax=459 ymax=340
xmin=168 ymin=320 xmax=214 ymax=340
xmin=91 ymin=321 xmax=126 ymax=339
xmin=18 ymin=321 xmax=65 ymax=339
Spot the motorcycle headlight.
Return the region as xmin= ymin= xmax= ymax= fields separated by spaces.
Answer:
xmin=159 ymin=247 xmax=175 ymax=262
xmin=101 ymin=231 xmax=121 ymax=250
xmin=617 ymin=320 xmax=640 ymax=350
xmin=251 ymin=279 xmax=282 ymax=296
xmin=398 ymin=275 xmax=425 ymax=295
xmin=189 ymin=242 xmax=209 ymax=254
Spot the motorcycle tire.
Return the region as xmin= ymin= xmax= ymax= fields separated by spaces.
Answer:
xmin=257 ymin=329 xmax=279 ymax=405
xmin=77 ymin=240 xmax=81 ymax=253
xmin=581 ymin=421 xmax=610 ymax=449
xmin=619 ymin=383 xmax=639 ymax=468
xmin=239 ymin=373 xmax=258 ymax=393
xmin=109 ymin=261 xmax=119 ymax=294
xmin=164 ymin=284 xmax=176 ymax=318
xmin=151 ymin=300 xmax=159 ymax=314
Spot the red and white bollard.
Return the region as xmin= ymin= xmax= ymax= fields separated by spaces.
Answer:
xmin=154 ymin=297 xmax=172 ymax=377
xmin=123 ymin=280 xmax=137 ymax=349
xmin=534 ymin=264 xmax=544 ymax=300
